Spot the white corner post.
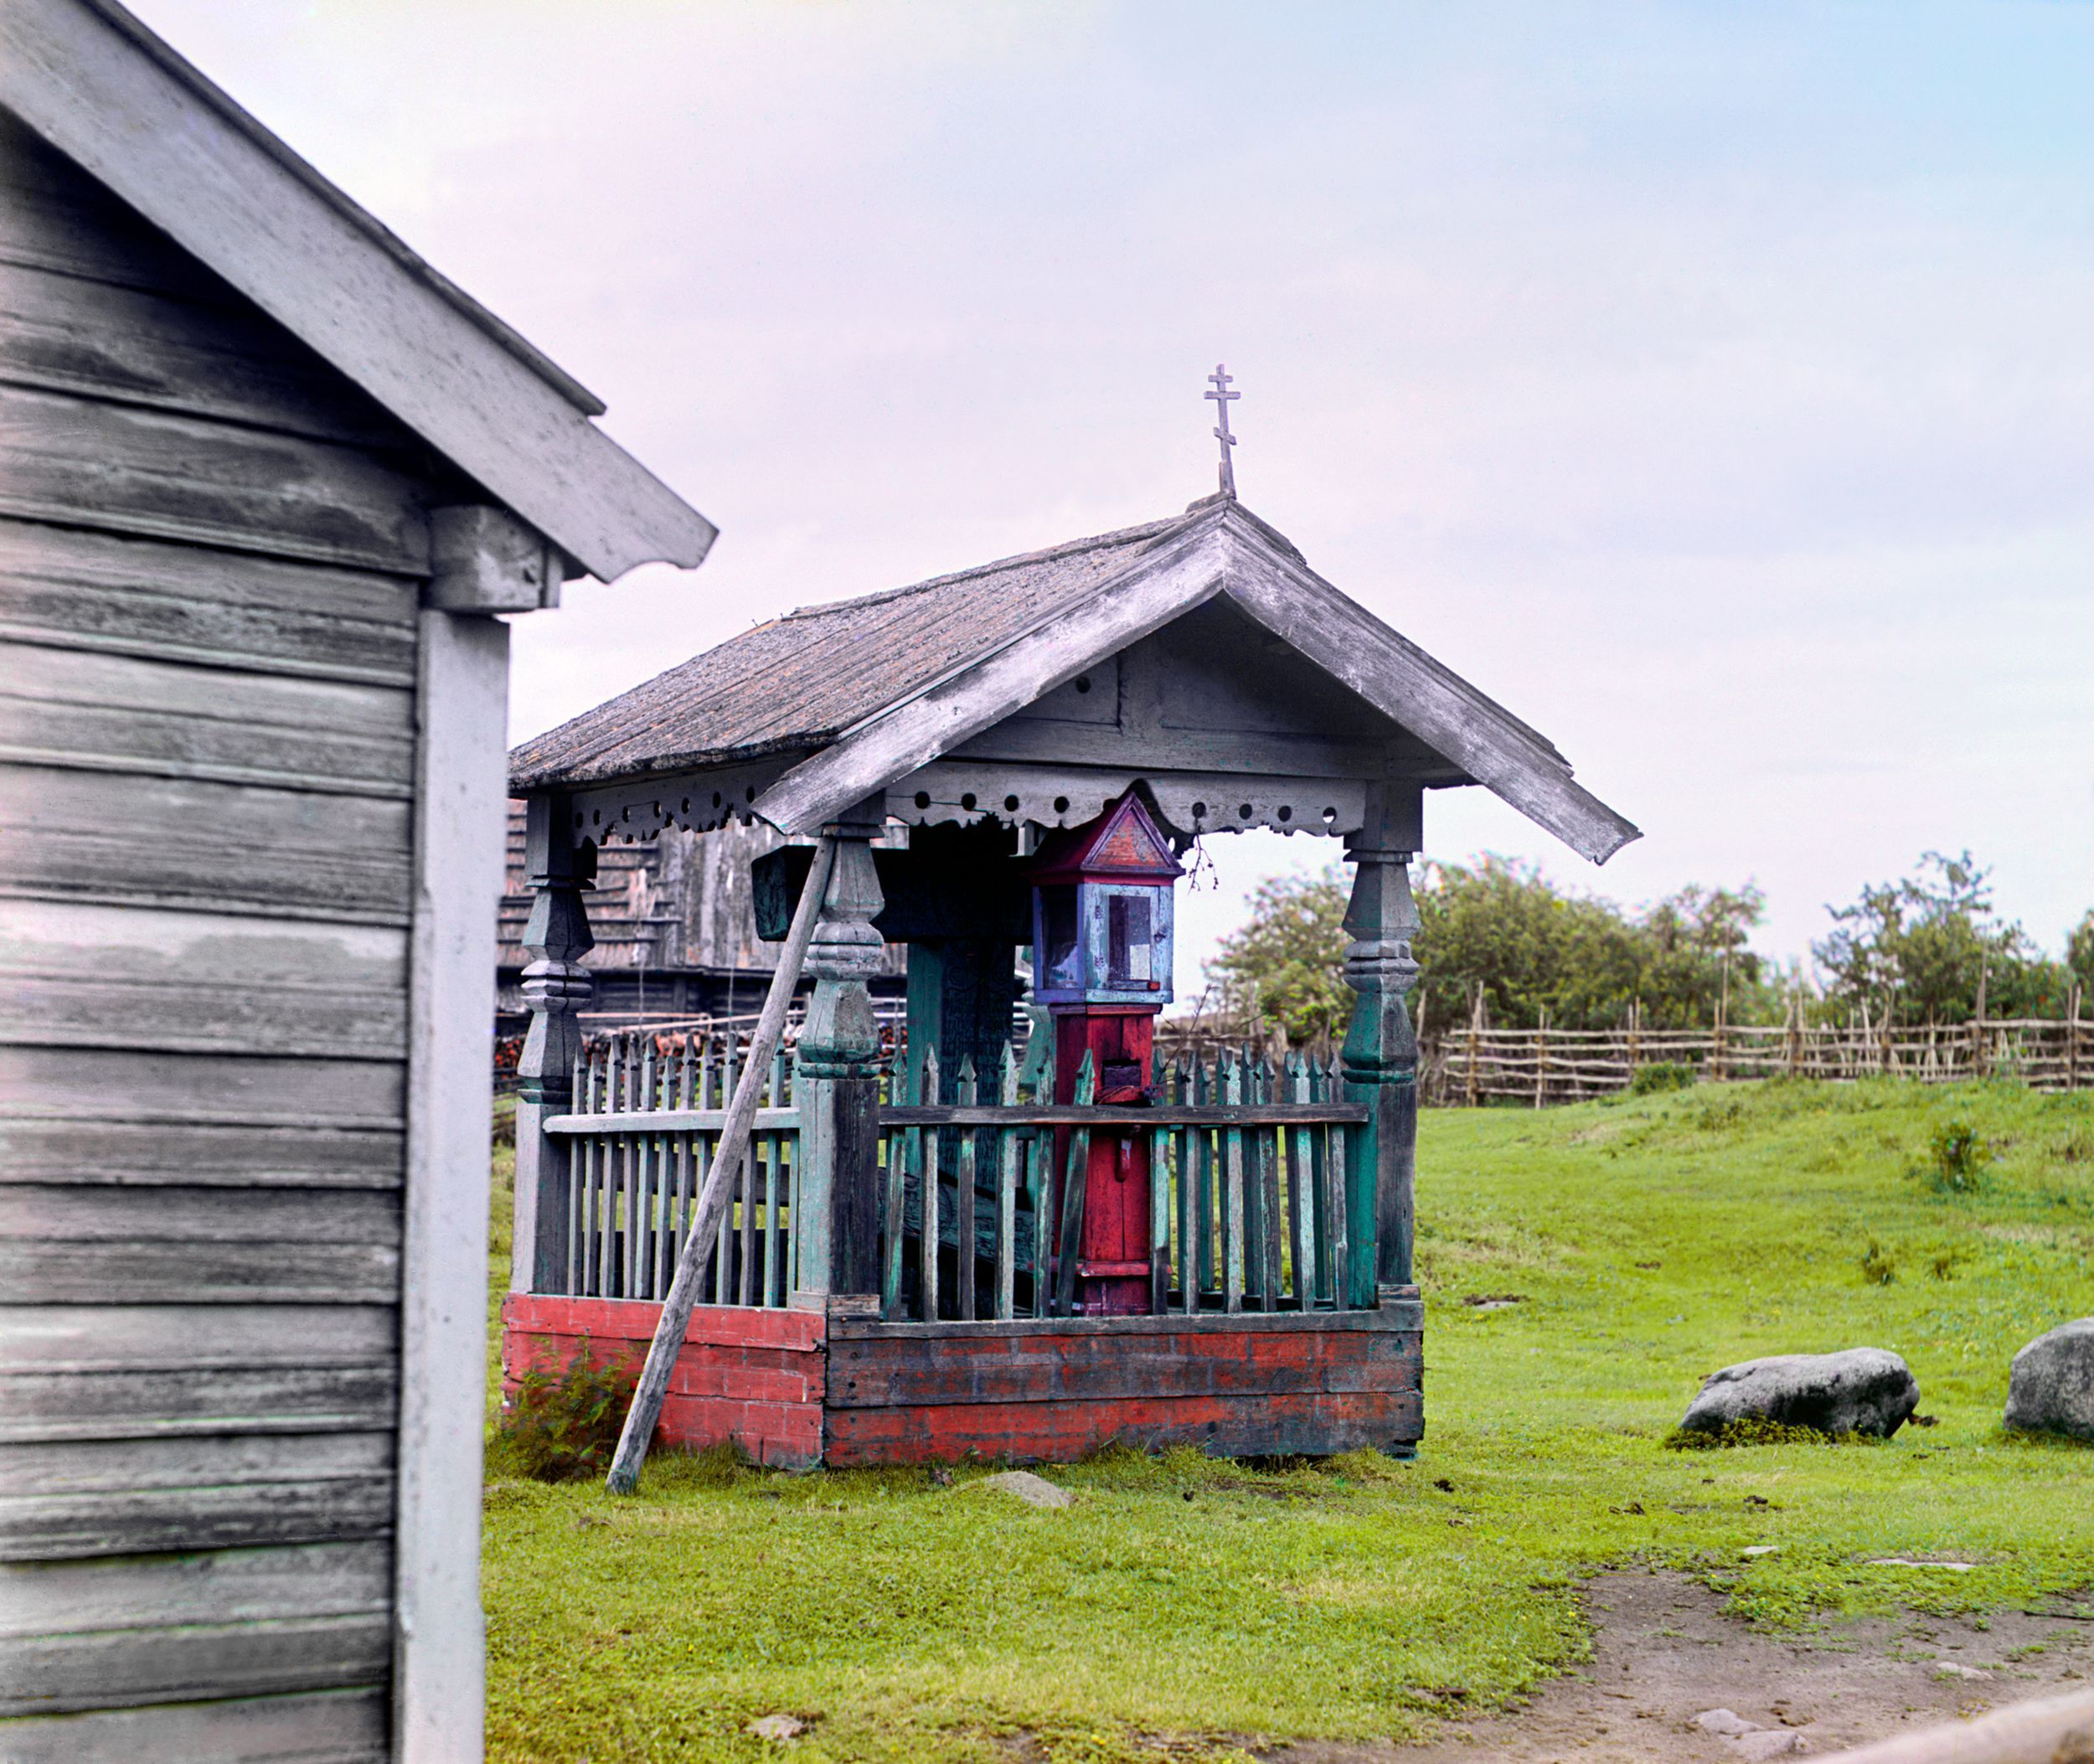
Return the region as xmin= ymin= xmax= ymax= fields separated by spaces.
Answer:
xmin=395 ymin=513 xmax=544 ymax=1762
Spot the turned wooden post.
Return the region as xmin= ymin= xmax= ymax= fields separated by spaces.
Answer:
xmin=511 ymin=795 xmax=594 ymax=1294
xmin=793 ymin=797 xmax=887 ymax=1306
xmin=1341 ymin=781 xmax=1422 ymax=1308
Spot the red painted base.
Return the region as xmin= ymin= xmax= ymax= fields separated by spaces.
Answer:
xmin=502 ymin=1293 xmax=1424 ymax=1469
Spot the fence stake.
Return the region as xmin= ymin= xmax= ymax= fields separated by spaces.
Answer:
xmin=606 ymin=838 xmax=837 ymax=1495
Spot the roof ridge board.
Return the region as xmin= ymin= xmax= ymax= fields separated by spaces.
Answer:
xmin=751 ymin=522 xmax=1234 ymax=833
xmin=781 ymin=509 xmax=1193 ymax=622
xmin=77 ymin=0 xmax=604 ymax=418
xmin=817 ymin=508 xmax=1231 ymax=747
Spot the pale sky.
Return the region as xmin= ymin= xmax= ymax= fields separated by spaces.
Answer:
xmin=134 ymin=1 xmax=2094 ymax=984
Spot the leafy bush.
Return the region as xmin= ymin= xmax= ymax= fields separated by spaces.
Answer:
xmin=1859 ymin=1240 xmax=1897 ymax=1286
xmin=1630 ymin=1061 xmax=1695 ymax=1096
xmin=501 ymin=1336 xmax=640 ymax=1483
xmin=1924 ymin=1118 xmax=1993 ymax=1194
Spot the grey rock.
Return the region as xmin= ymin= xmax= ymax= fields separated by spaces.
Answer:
xmin=1694 ymin=1710 xmax=1762 ymax=1736
xmin=979 ymin=1469 xmax=1073 ymax=1509
xmin=1680 ymin=1349 xmax=1919 ymax=1438
xmin=2004 ymin=1318 xmax=2094 ymax=1440
xmin=746 ymin=1714 xmax=806 ymax=1741
xmin=1735 ymin=1730 xmax=1808 ymax=1759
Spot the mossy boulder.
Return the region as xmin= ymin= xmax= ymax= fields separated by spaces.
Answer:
xmin=1680 ymin=1348 xmax=1919 ymax=1439
xmin=2004 ymin=1318 xmax=2094 ymax=1440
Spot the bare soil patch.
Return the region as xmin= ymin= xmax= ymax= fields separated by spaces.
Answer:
xmin=1268 ymin=1571 xmax=2094 ymax=1762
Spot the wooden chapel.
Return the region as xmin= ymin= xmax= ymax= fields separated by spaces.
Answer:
xmin=503 ymin=486 xmax=1638 ymax=1470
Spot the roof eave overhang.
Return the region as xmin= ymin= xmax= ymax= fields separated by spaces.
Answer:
xmin=1 ymin=0 xmax=715 ymax=584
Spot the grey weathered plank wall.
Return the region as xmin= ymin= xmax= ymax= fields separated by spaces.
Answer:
xmin=0 ymin=108 xmax=450 ymax=1758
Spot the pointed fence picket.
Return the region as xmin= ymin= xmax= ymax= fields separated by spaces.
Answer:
xmin=542 ymin=1028 xmax=799 ymax=1306
xmin=538 ymin=1029 xmax=1370 ymax=1321
xmin=873 ymin=1041 xmax=1367 ymax=1323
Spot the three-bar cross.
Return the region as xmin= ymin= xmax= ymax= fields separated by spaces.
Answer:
xmin=1205 ymin=363 xmax=1239 ymax=499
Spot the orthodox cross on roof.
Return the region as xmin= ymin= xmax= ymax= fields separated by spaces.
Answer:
xmin=1204 ymin=363 xmax=1240 ymax=499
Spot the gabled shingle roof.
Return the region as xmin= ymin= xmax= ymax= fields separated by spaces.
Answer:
xmin=511 ymin=512 xmax=1189 ymax=785
xmin=512 ymin=499 xmax=1643 ymax=866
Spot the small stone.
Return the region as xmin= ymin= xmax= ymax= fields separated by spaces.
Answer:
xmin=1741 ymin=1545 xmax=1781 ymax=1557
xmin=2004 ymin=1318 xmax=2094 ymax=1439
xmin=1933 ymin=1663 xmax=1991 ymax=1680
xmin=1736 ymin=1730 xmax=1808 ymax=1758
xmin=1694 ymin=1709 xmax=1763 ymax=1736
xmin=1680 ymin=1349 xmax=1919 ymax=1438
xmin=746 ymin=1714 xmax=805 ymax=1741
xmin=979 ymin=1469 xmax=1072 ymax=1509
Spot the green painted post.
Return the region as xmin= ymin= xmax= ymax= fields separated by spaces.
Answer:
xmin=792 ymin=798 xmax=887 ymax=1305
xmin=1340 ymin=782 xmax=1423 ymax=1308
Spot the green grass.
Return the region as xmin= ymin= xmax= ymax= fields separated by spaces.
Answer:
xmin=482 ymin=1079 xmax=2094 ymax=1761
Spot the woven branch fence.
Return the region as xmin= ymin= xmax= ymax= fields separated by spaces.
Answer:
xmin=1426 ymin=993 xmax=2093 ymax=1106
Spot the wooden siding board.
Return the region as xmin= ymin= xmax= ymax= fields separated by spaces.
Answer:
xmin=0 ymin=898 xmax=407 ymax=1058
xmin=0 ymin=640 xmax=415 ymax=797
xmin=0 ymin=1304 xmax=397 ymax=1374
xmin=0 ymin=1686 xmax=388 ymax=1763
xmin=0 ymin=764 xmax=413 ymax=924
xmin=823 ymin=1388 xmax=1424 ymax=1466
xmin=0 ymin=1476 xmax=395 ymax=1559
xmin=0 ymin=1611 xmax=393 ymax=1717
xmin=0 ymin=1120 xmax=401 ymax=1189
xmin=0 ymin=1431 xmax=393 ymax=1498
xmin=0 ymin=1182 xmax=401 ymax=1303
xmin=0 ymin=519 xmax=419 ymax=686
xmin=0 ymin=1367 xmax=400 ymax=1444
xmin=0 ymin=1046 xmax=405 ymax=1133
xmin=0 ymin=252 xmax=407 ymax=447
xmin=0 ymin=1541 xmax=390 ymax=1638
xmin=0 ymin=383 xmax=432 ymax=574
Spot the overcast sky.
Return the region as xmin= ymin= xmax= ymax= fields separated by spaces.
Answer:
xmin=135 ymin=1 xmax=2094 ymax=985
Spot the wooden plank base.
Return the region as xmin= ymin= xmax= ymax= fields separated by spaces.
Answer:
xmin=500 ymin=1293 xmax=1422 ymax=1469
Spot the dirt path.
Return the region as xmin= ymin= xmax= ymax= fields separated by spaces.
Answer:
xmin=1269 ymin=1571 xmax=2094 ymax=1762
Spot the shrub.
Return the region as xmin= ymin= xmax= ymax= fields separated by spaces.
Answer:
xmin=1924 ymin=1118 xmax=1993 ymax=1194
xmin=501 ymin=1336 xmax=640 ymax=1483
xmin=1859 ymin=1240 xmax=1897 ymax=1286
xmin=1630 ymin=1061 xmax=1694 ymax=1096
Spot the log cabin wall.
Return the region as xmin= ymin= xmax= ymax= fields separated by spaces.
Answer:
xmin=495 ymin=803 xmax=906 ymax=1039
xmin=0 ymin=110 xmax=456 ymax=1757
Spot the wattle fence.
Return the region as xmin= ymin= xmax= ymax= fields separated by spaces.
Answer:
xmin=1425 ymin=1002 xmax=2093 ymax=1106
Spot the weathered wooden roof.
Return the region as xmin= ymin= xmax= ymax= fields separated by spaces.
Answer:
xmin=0 ymin=0 xmax=715 ymax=582
xmin=513 ymin=513 xmax=1184 ymax=787
xmin=512 ymin=498 xmax=1641 ymax=864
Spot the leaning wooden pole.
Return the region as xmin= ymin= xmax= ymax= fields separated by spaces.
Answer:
xmin=605 ymin=837 xmax=838 ymax=1494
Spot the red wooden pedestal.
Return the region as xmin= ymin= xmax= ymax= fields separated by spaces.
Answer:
xmin=500 ymin=1293 xmax=1425 ymax=1469
xmin=1051 ymin=1006 xmax=1157 ymax=1315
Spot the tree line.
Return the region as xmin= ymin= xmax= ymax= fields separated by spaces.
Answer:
xmin=1205 ymin=849 xmax=2094 ymax=1047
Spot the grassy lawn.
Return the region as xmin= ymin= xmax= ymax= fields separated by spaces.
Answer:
xmin=481 ymin=1080 xmax=2094 ymax=1761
